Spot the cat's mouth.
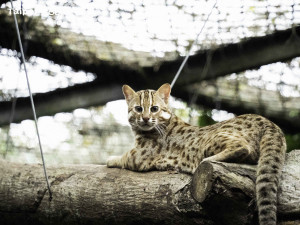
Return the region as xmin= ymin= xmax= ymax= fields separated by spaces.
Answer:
xmin=138 ymin=123 xmax=155 ymax=131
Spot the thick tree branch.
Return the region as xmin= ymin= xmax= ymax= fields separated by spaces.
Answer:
xmin=0 ymin=159 xmax=206 ymax=225
xmin=0 ymin=150 xmax=299 ymax=225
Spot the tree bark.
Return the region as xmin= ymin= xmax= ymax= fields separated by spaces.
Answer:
xmin=0 ymin=150 xmax=299 ymax=225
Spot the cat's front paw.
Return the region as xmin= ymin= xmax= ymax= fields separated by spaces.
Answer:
xmin=106 ymin=155 xmax=122 ymax=168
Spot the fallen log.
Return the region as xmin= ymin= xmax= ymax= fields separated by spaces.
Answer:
xmin=0 ymin=150 xmax=299 ymax=225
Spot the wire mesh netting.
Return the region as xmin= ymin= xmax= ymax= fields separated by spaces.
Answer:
xmin=2 ymin=0 xmax=300 ymax=65
xmin=0 ymin=0 xmax=300 ymax=164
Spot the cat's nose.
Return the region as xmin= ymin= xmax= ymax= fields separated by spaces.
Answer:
xmin=143 ymin=117 xmax=150 ymax=122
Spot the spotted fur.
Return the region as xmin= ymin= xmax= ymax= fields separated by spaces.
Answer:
xmin=107 ymin=83 xmax=286 ymax=225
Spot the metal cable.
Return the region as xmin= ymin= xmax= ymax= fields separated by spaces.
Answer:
xmin=9 ymin=0 xmax=52 ymax=201
xmin=170 ymin=0 xmax=217 ymax=88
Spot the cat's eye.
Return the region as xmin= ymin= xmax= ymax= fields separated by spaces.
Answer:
xmin=135 ymin=106 xmax=143 ymax=112
xmin=151 ymin=106 xmax=159 ymax=113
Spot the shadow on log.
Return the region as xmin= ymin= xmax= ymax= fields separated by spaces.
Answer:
xmin=0 ymin=150 xmax=299 ymax=225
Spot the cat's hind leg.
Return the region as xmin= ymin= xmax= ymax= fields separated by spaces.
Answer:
xmin=202 ymin=140 xmax=257 ymax=164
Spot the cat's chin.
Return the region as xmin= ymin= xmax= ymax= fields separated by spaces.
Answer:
xmin=138 ymin=125 xmax=155 ymax=131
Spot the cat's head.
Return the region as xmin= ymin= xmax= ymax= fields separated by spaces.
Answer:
xmin=122 ymin=83 xmax=172 ymax=133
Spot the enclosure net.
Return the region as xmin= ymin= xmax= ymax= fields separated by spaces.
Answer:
xmin=0 ymin=0 xmax=300 ymax=163
xmin=1 ymin=0 xmax=299 ymax=117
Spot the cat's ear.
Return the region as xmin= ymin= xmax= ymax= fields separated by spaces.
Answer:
xmin=156 ymin=83 xmax=171 ymax=104
xmin=122 ymin=85 xmax=136 ymax=104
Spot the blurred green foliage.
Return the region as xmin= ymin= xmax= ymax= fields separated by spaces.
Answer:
xmin=285 ymin=134 xmax=300 ymax=153
xmin=198 ymin=110 xmax=216 ymax=127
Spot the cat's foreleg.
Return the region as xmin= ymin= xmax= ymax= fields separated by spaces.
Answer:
xmin=106 ymin=155 xmax=123 ymax=168
xmin=107 ymin=149 xmax=137 ymax=170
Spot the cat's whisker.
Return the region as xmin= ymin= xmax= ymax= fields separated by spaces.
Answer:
xmin=153 ymin=125 xmax=160 ymax=136
xmin=158 ymin=123 xmax=167 ymax=128
xmin=154 ymin=126 xmax=161 ymax=136
xmin=154 ymin=127 xmax=161 ymax=136
xmin=160 ymin=124 xmax=167 ymax=130
xmin=157 ymin=125 xmax=165 ymax=134
xmin=155 ymin=124 xmax=165 ymax=137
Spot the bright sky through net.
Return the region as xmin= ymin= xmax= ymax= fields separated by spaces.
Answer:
xmin=3 ymin=0 xmax=300 ymax=56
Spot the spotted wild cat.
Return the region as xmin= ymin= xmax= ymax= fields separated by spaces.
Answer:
xmin=107 ymin=83 xmax=286 ymax=225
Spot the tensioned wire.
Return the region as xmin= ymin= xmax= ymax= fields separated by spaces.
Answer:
xmin=170 ymin=0 xmax=218 ymax=88
xmin=9 ymin=0 xmax=52 ymax=201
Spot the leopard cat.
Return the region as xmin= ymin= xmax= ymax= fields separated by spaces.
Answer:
xmin=107 ymin=83 xmax=286 ymax=225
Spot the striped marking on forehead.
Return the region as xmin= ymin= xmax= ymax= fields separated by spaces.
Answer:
xmin=144 ymin=90 xmax=150 ymax=103
xmin=139 ymin=90 xmax=156 ymax=106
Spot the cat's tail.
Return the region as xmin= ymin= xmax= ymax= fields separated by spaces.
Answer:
xmin=256 ymin=123 xmax=286 ymax=225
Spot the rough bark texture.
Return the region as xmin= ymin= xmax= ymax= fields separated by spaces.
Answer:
xmin=0 ymin=150 xmax=299 ymax=225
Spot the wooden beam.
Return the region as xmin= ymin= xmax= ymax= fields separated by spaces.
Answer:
xmin=173 ymin=88 xmax=300 ymax=134
xmin=0 ymin=11 xmax=145 ymax=83
xmin=0 ymin=81 xmax=299 ymax=133
xmin=1 ymin=10 xmax=300 ymax=86
xmin=0 ymin=82 xmax=124 ymax=126
xmin=0 ymin=79 xmax=299 ymax=134
xmin=152 ymin=26 xmax=300 ymax=85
